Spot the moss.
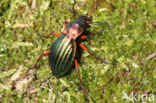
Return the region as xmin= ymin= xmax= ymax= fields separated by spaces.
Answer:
xmin=0 ymin=0 xmax=155 ymax=102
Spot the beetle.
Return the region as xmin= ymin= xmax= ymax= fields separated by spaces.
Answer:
xmin=27 ymin=16 xmax=110 ymax=100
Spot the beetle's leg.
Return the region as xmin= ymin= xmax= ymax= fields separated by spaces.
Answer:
xmin=80 ymin=22 xmax=111 ymax=40
xmin=80 ymin=33 xmax=96 ymax=39
xmin=32 ymin=50 xmax=50 ymax=68
xmin=74 ymin=58 xmax=84 ymax=90
xmin=26 ymin=50 xmax=50 ymax=76
xmin=38 ymin=32 xmax=61 ymax=38
xmin=79 ymin=43 xmax=111 ymax=64
xmin=80 ymin=27 xmax=106 ymax=40
xmin=74 ymin=58 xmax=89 ymax=101
xmin=80 ymin=27 xmax=108 ymax=40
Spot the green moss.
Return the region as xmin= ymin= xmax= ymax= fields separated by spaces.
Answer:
xmin=0 ymin=0 xmax=155 ymax=102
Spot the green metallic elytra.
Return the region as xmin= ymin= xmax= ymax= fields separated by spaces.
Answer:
xmin=49 ymin=35 xmax=76 ymax=76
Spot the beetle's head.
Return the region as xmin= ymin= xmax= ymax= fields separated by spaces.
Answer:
xmin=63 ymin=16 xmax=91 ymax=40
xmin=74 ymin=16 xmax=90 ymax=27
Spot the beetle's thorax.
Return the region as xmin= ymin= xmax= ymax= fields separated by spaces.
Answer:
xmin=63 ymin=23 xmax=84 ymax=40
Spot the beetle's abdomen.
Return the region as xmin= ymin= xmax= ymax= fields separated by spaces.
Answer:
xmin=49 ymin=35 xmax=76 ymax=76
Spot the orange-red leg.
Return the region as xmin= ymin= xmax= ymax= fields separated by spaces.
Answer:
xmin=80 ymin=23 xmax=109 ymax=40
xmin=38 ymin=21 xmax=68 ymax=38
xmin=38 ymin=32 xmax=61 ymax=38
xmin=80 ymin=33 xmax=96 ymax=39
xmin=74 ymin=58 xmax=89 ymax=101
xmin=27 ymin=50 xmax=50 ymax=76
xmin=74 ymin=58 xmax=84 ymax=90
xmin=32 ymin=50 xmax=50 ymax=68
xmin=79 ymin=43 xmax=111 ymax=64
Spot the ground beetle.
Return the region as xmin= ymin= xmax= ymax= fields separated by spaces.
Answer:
xmin=27 ymin=15 xmax=110 ymax=100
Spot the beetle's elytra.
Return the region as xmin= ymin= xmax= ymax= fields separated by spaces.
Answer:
xmin=49 ymin=35 xmax=76 ymax=76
